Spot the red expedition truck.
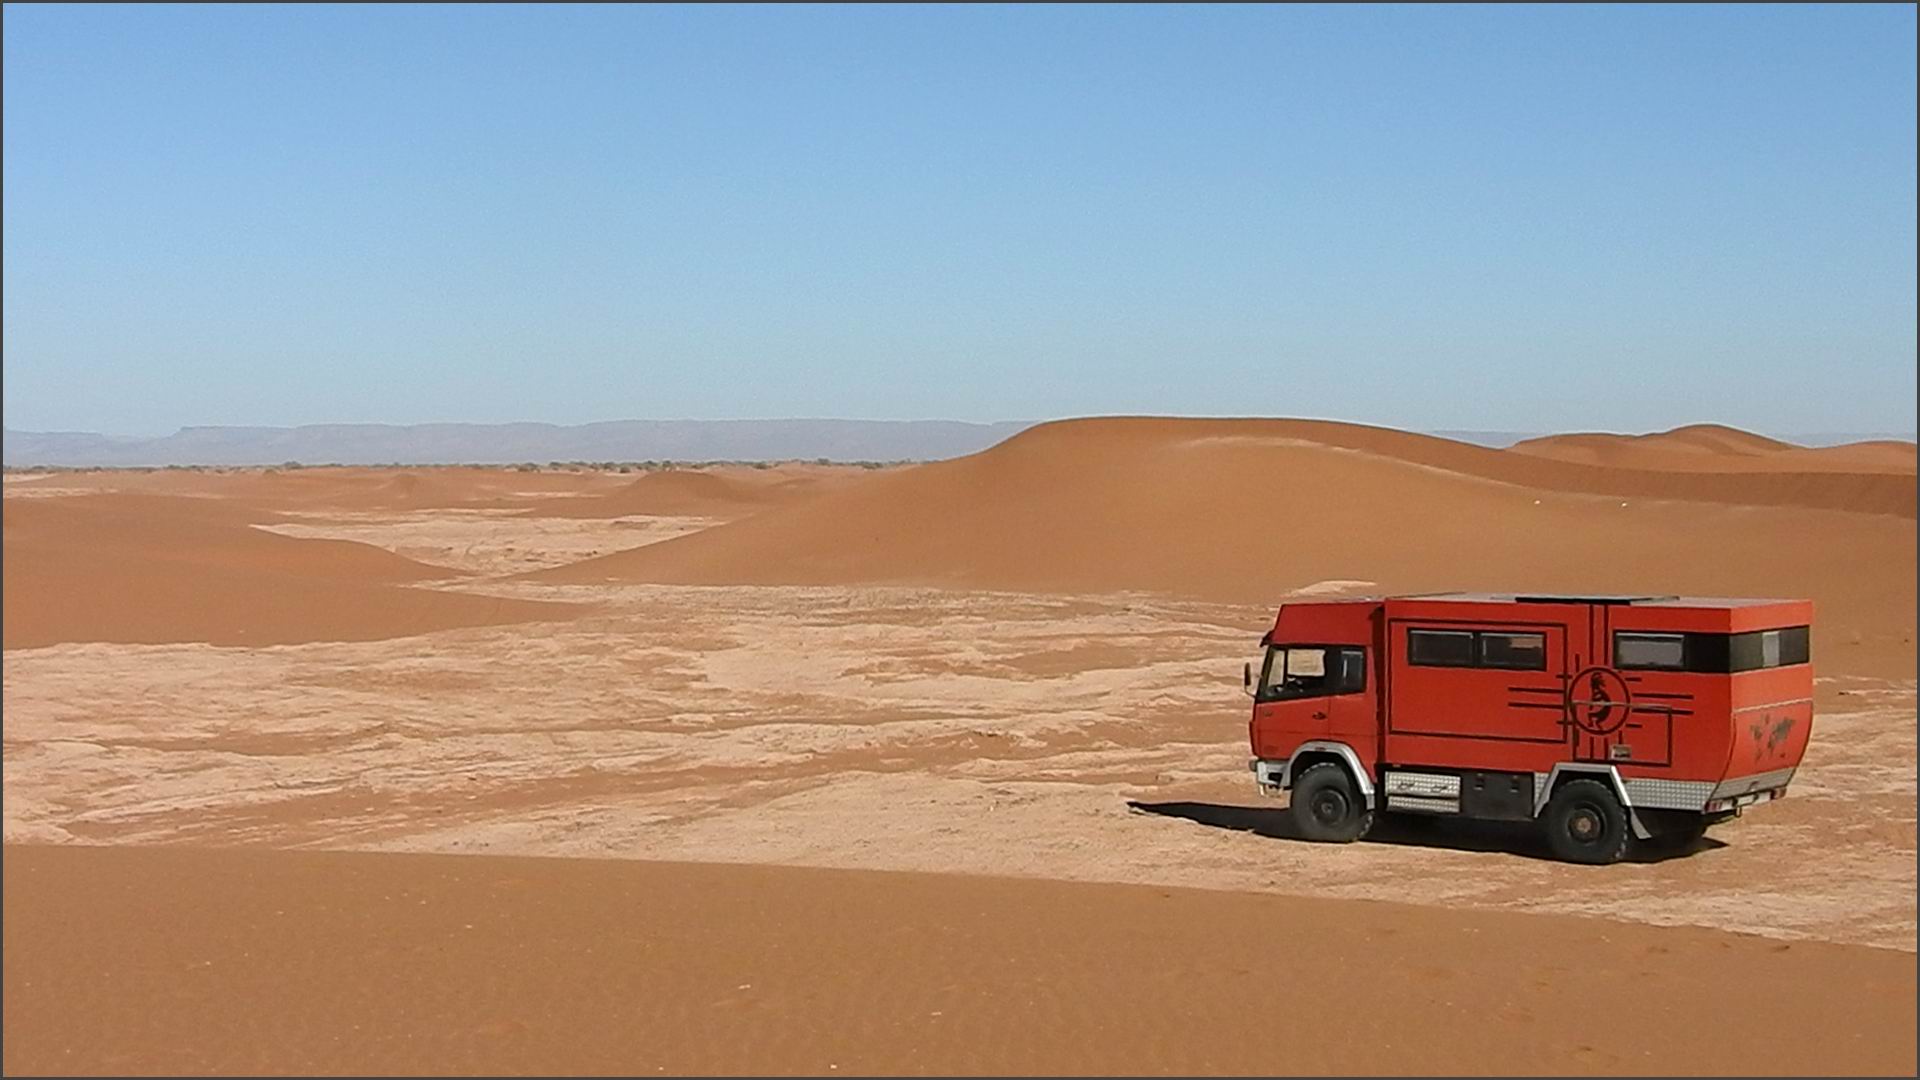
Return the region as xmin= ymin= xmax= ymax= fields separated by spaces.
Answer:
xmin=1242 ymin=593 xmax=1813 ymax=864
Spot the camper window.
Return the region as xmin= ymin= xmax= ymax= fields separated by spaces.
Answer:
xmin=1616 ymin=633 xmax=1686 ymax=670
xmin=1478 ymin=631 xmax=1547 ymax=670
xmin=1408 ymin=629 xmax=1476 ymax=667
xmin=1616 ymin=627 xmax=1810 ymax=672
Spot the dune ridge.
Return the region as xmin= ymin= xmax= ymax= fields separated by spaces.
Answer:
xmin=524 ymin=418 xmax=1915 ymax=675
xmin=1512 ymin=422 xmax=1918 ymax=473
xmin=1084 ymin=417 xmax=1917 ymax=511
xmin=2 ymin=493 xmax=582 ymax=649
xmin=8 ymin=418 xmax=1912 ymax=667
xmin=518 ymin=465 xmax=861 ymax=520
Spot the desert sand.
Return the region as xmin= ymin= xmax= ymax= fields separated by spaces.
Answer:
xmin=6 ymin=845 xmax=1914 ymax=1077
xmin=1 ymin=492 xmax=585 ymax=649
xmin=4 ymin=419 xmax=1915 ymax=1075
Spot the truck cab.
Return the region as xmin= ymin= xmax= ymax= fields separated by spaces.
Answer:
xmin=1243 ymin=599 xmax=1384 ymax=841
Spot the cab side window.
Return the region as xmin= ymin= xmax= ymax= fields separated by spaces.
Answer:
xmin=1332 ymin=647 xmax=1367 ymax=692
xmin=1259 ymin=646 xmax=1366 ymax=700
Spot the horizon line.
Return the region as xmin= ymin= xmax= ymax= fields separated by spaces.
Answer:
xmin=6 ymin=416 xmax=1915 ymax=442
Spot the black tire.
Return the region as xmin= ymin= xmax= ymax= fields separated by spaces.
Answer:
xmin=1542 ymin=778 xmax=1631 ymax=865
xmin=1290 ymin=762 xmax=1374 ymax=843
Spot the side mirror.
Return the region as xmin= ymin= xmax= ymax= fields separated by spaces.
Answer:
xmin=1243 ymin=661 xmax=1254 ymax=696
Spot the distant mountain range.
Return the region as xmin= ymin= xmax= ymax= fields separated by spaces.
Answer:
xmin=2 ymin=420 xmax=1039 ymax=467
xmin=3 ymin=420 xmax=1909 ymax=468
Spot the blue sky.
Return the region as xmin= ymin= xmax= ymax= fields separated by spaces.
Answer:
xmin=3 ymin=3 xmax=1914 ymax=436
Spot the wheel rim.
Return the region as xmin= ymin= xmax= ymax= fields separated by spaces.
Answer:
xmin=1312 ymin=789 xmax=1349 ymax=826
xmin=1567 ymin=804 xmax=1605 ymax=845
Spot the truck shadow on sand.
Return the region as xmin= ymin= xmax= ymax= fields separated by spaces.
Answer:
xmin=1125 ymin=800 xmax=1726 ymax=864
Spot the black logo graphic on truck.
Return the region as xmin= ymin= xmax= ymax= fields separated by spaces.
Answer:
xmin=1564 ymin=666 xmax=1632 ymax=736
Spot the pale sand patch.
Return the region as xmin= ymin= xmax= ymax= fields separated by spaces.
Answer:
xmin=2 ymin=485 xmax=101 ymax=498
xmin=6 ymin=582 xmax=1912 ymax=950
xmin=1289 ymin=578 xmax=1378 ymax=596
xmin=254 ymin=510 xmax=720 ymax=575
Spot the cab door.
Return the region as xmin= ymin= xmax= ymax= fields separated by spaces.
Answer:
xmin=1321 ymin=646 xmax=1377 ymax=755
xmin=1251 ymin=644 xmax=1369 ymax=758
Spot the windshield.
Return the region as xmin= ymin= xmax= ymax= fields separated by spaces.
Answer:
xmin=1259 ymin=645 xmax=1365 ymax=700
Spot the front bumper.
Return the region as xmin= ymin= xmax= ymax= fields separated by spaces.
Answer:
xmin=1251 ymin=757 xmax=1288 ymax=792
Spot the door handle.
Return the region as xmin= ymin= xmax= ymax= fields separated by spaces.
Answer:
xmin=1312 ymin=710 xmax=1328 ymax=720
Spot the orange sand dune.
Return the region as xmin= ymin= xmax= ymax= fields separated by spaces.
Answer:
xmin=1160 ymin=418 xmax=1916 ymax=512
xmin=4 ymin=845 xmax=1912 ymax=1077
xmin=521 ymin=465 xmax=859 ymax=520
xmin=1636 ymin=422 xmax=1797 ymax=454
xmin=1512 ymin=424 xmax=1918 ymax=474
xmin=3 ymin=493 xmax=582 ymax=649
xmin=531 ymin=417 xmax=1916 ymax=675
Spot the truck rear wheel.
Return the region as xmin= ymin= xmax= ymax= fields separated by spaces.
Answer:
xmin=1291 ymin=762 xmax=1374 ymax=843
xmin=1542 ymin=778 xmax=1630 ymax=865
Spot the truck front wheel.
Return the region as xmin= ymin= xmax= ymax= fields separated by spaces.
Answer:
xmin=1542 ymin=778 xmax=1630 ymax=865
xmin=1291 ymin=762 xmax=1374 ymax=843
